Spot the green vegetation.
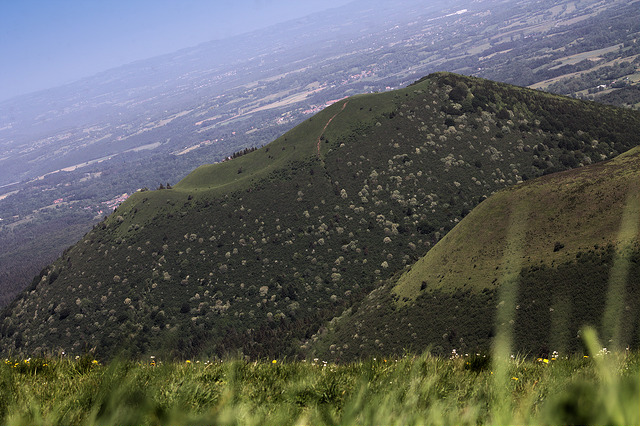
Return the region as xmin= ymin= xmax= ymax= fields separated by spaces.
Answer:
xmin=2 ymin=73 xmax=640 ymax=361
xmin=314 ymin=145 xmax=640 ymax=361
xmin=394 ymin=146 xmax=640 ymax=298
xmin=3 ymin=0 xmax=639 ymax=314
xmin=1 ymin=338 xmax=638 ymax=425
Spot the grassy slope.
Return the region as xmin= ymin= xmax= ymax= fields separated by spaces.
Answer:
xmin=3 ymin=73 xmax=640 ymax=360
xmin=107 ymin=92 xmax=397 ymax=235
xmin=393 ymin=145 xmax=640 ymax=300
xmin=174 ymin=93 xmax=397 ymax=192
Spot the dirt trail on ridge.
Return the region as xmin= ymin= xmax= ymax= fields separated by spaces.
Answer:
xmin=317 ymin=100 xmax=349 ymax=158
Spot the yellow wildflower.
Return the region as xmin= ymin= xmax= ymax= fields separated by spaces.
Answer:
xmin=272 ymin=360 xmax=277 ymax=364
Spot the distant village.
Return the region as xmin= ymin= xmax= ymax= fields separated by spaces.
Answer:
xmin=51 ymin=192 xmax=131 ymax=218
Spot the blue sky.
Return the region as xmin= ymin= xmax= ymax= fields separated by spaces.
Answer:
xmin=0 ymin=0 xmax=354 ymax=102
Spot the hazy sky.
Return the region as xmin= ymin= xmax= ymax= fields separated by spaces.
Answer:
xmin=0 ymin=0 xmax=354 ymax=102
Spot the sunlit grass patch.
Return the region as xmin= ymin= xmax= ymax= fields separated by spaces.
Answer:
xmin=0 ymin=343 xmax=637 ymax=425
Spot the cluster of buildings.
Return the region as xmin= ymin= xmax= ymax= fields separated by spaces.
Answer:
xmin=302 ymin=97 xmax=350 ymax=115
xmin=102 ymin=193 xmax=130 ymax=211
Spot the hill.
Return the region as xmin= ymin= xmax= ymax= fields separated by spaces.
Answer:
xmin=313 ymin=145 xmax=640 ymax=360
xmin=2 ymin=73 xmax=640 ymax=359
xmin=2 ymin=0 xmax=639 ymax=317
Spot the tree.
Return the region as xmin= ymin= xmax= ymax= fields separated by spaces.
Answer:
xmin=449 ymin=82 xmax=469 ymax=102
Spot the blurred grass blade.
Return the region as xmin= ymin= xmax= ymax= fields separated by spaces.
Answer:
xmin=602 ymin=184 xmax=640 ymax=350
xmin=491 ymin=200 xmax=529 ymax=424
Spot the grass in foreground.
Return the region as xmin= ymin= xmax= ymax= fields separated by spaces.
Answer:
xmin=1 ymin=334 xmax=638 ymax=425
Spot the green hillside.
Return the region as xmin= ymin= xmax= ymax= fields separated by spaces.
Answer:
xmin=393 ymin=146 xmax=640 ymax=299
xmin=314 ymin=146 xmax=640 ymax=360
xmin=2 ymin=73 xmax=640 ymax=360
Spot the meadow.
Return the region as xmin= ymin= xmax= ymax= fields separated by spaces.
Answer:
xmin=1 ymin=329 xmax=638 ymax=426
